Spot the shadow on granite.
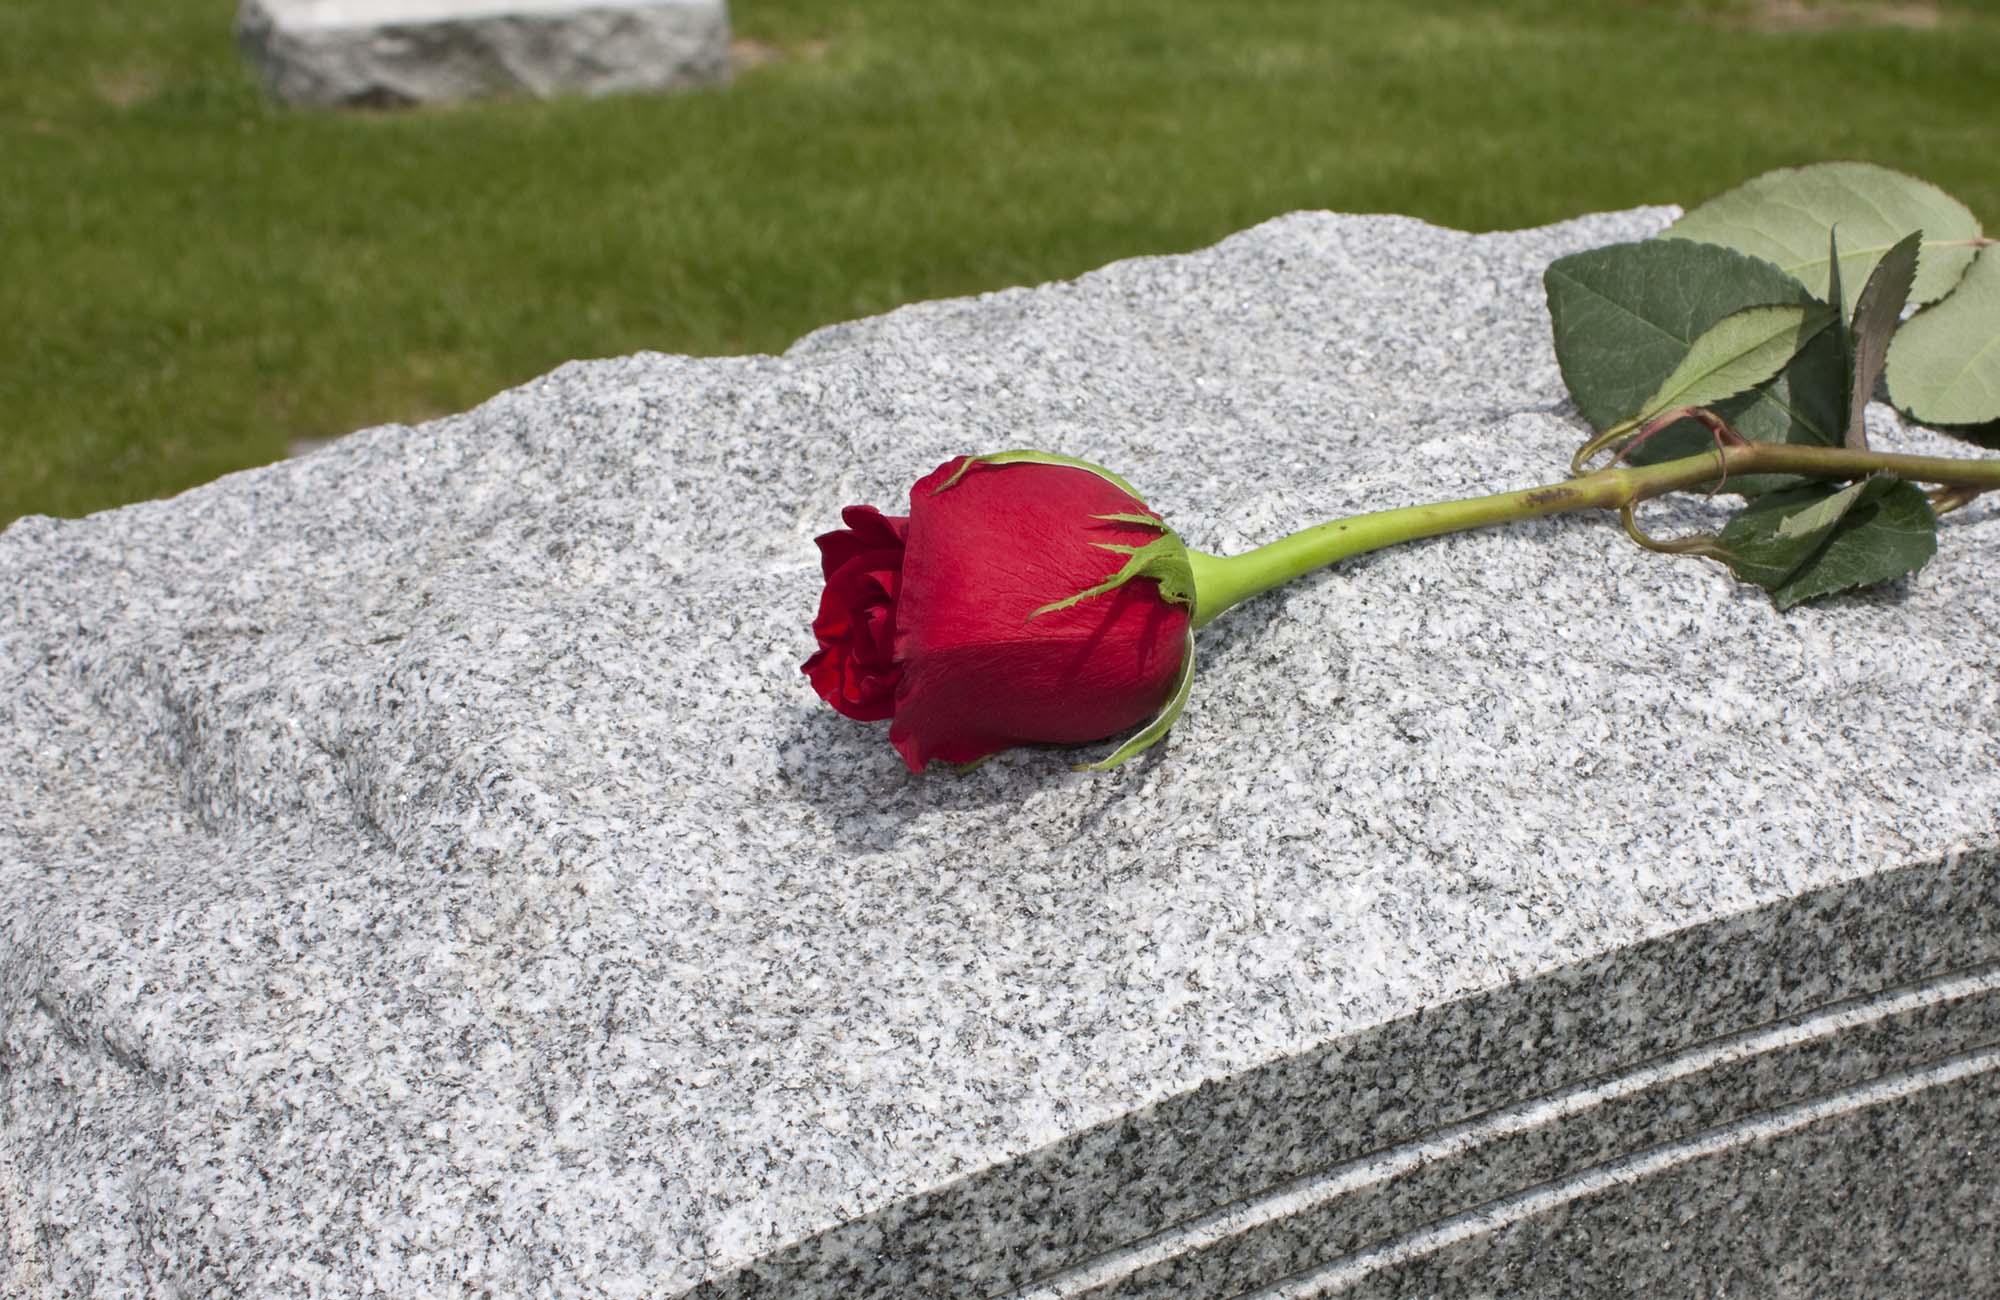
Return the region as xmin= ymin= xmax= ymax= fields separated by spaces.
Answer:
xmin=3 ymin=205 xmax=1996 ymax=1297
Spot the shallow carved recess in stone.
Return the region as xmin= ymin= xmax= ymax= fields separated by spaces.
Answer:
xmin=235 ymin=0 xmax=731 ymax=107
xmin=2 ymin=207 xmax=1997 ymax=1298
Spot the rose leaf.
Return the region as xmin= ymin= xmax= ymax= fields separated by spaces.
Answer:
xmin=1632 ymin=302 xmax=1834 ymax=429
xmin=1886 ymin=245 xmax=2000 ymax=430
xmin=1544 ymin=238 xmax=1816 ymax=432
xmin=1716 ymin=476 xmax=1939 ymax=610
xmin=1844 ymin=229 xmax=1922 ymax=448
xmin=1666 ymin=161 xmax=1981 ymax=315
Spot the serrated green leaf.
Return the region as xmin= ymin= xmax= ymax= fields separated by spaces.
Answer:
xmin=1545 ymin=238 xmax=1818 ymax=431
xmin=1774 ymin=478 xmax=1868 ymax=540
xmin=1886 ymin=245 xmax=2000 ymax=427
xmin=1826 ymin=226 xmax=1847 ymax=332
xmin=1712 ymin=323 xmax=1847 ymax=450
xmin=1716 ymin=477 xmax=1937 ymax=610
xmin=1826 ymin=228 xmax=1853 ymax=445
xmin=1715 ymin=482 xmax=1860 ymax=591
xmin=1666 ymin=162 xmax=1981 ymax=315
xmin=1773 ymin=480 xmax=1937 ymax=608
xmin=1633 ymin=302 xmax=1833 ymax=426
xmin=1620 ymin=293 xmax=1846 ymax=495
xmin=1845 ymin=230 xmax=1921 ymax=448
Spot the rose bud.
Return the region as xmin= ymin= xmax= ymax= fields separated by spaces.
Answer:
xmin=803 ymin=452 xmax=1197 ymax=772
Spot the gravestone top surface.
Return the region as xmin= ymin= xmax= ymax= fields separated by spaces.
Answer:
xmin=3 ymin=207 xmax=1997 ymax=1297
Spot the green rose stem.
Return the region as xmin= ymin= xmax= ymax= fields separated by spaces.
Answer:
xmin=1186 ymin=442 xmax=2000 ymax=629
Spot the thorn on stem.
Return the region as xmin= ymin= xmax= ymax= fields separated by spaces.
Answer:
xmin=1930 ymin=485 xmax=1985 ymax=516
xmin=1570 ymin=420 xmax=1637 ymax=476
xmin=1613 ymin=407 xmax=1746 ymax=496
xmin=1619 ymin=502 xmax=1725 ymax=557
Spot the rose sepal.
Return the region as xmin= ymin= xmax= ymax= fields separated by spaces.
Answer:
xmin=940 ymin=455 xmax=1199 ymax=767
xmin=932 ymin=448 xmax=1149 ymax=500
xmin=937 ymin=449 xmax=1199 ymax=618
xmin=948 ymin=454 xmax=1199 ymax=766
xmin=1075 ymin=627 xmax=1196 ymax=771
xmin=1033 ymin=523 xmax=1196 ymax=617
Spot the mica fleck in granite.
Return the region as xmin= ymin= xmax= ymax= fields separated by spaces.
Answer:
xmin=3 ymin=209 xmax=1997 ymax=1298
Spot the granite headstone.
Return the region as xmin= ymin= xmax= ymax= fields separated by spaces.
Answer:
xmin=3 ymin=208 xmax=1997 ymax=1297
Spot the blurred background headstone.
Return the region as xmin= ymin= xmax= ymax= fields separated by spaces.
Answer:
xmin=235 ymin=0 xmax=731 ymax=107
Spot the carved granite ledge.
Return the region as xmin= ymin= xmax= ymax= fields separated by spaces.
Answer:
xmin=3 ymin=206 xmax=1997 ymax=1298
xmin=1001 ymin=853 xmax=2000 ymax=1300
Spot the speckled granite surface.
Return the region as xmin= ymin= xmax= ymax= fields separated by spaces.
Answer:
xmin=3 ymin=208 xmax=1997 ymax=1298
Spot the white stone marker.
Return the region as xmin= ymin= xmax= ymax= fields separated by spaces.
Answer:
xmin=236 ymin=0 xmax=730 ymax=107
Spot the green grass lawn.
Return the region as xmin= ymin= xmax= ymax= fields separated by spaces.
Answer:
xmin=4 ymin=0 xmax=1997 ymax=526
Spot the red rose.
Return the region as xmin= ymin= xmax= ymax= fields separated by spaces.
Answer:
xmin=804 ymin=453 xmax=1196 ymax=772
